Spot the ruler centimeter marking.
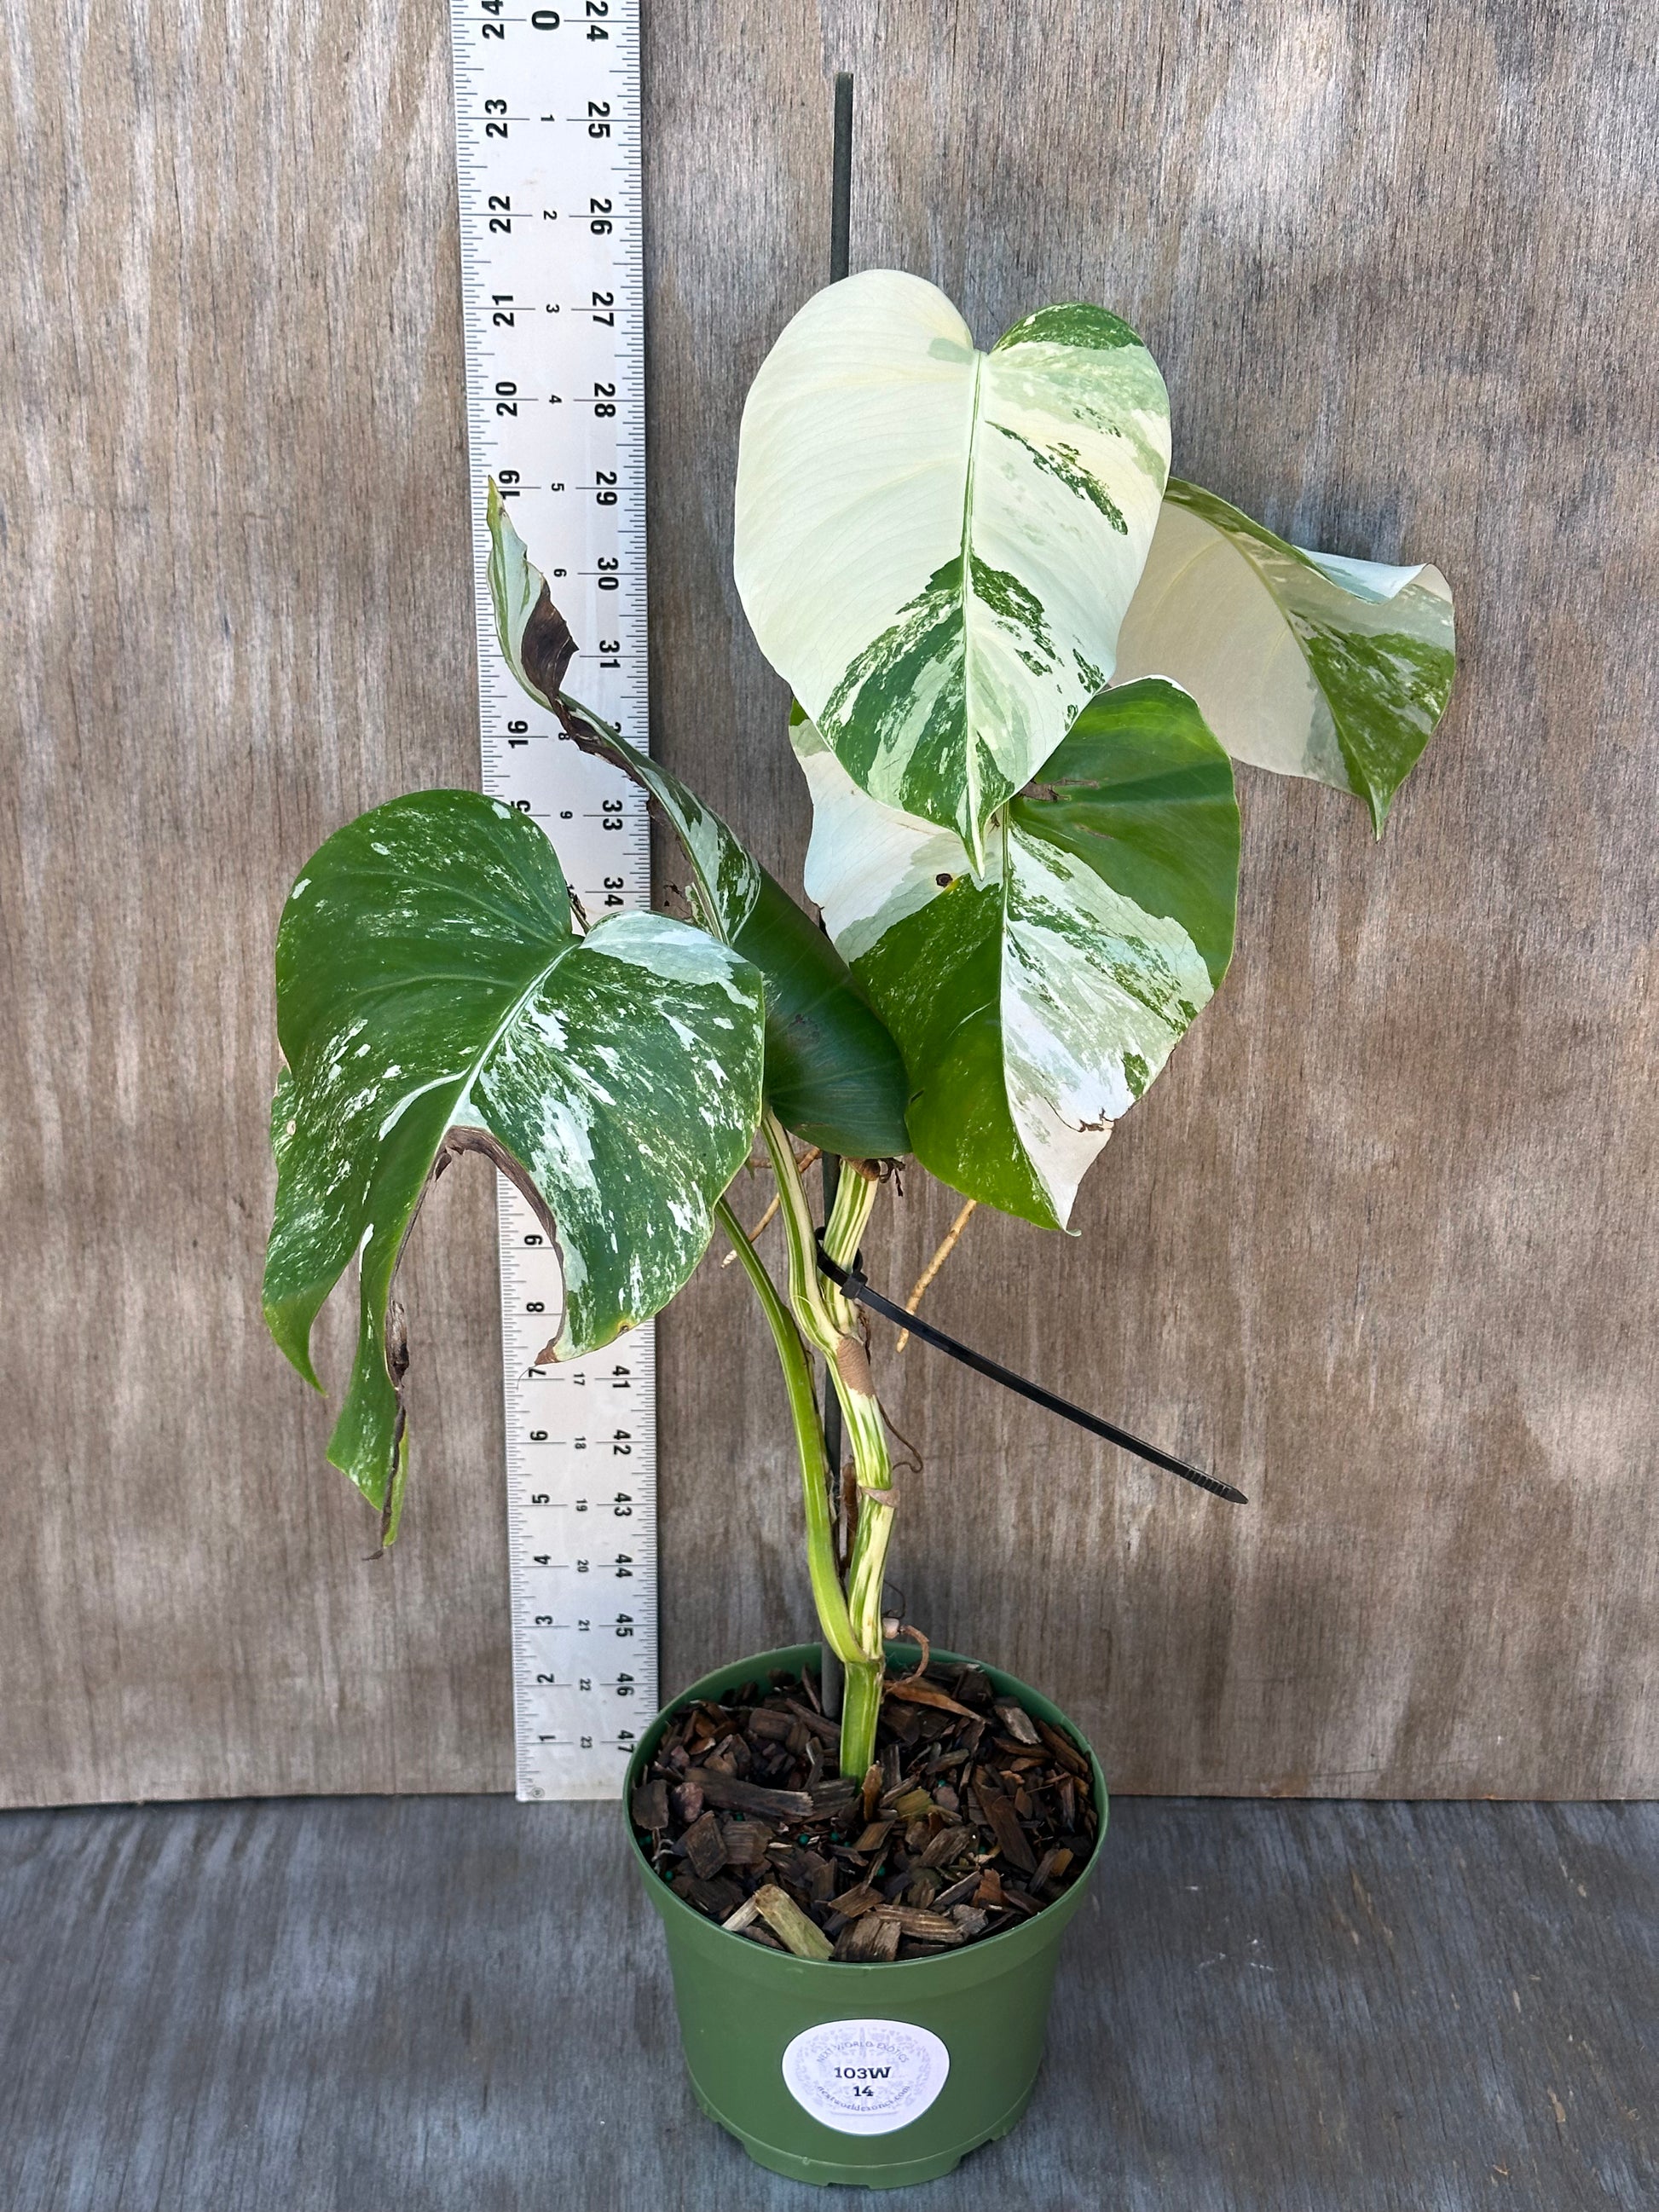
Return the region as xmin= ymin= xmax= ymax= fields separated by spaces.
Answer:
xmin=448 ymin=0 xmax=656 ymax=1800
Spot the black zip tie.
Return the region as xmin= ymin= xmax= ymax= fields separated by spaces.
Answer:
xmin=815 ymin=1237 xmax=1247 ymax=1506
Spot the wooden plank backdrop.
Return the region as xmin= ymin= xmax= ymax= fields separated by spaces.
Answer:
xmin=3 ymin=0 xmax=1656 ymax=1808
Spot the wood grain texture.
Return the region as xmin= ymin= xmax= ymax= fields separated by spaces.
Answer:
xmin=3 ymin=0 xmax=1656 ymax=1805
xmin=2 ymin=1792 xmax=1654 ymax=2209
xmin=0 ymin=0 xmax=514 ymax=1802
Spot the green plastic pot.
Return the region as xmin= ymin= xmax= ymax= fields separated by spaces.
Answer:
xmin=625 ymin=1641 xmax=1107 ymax=2188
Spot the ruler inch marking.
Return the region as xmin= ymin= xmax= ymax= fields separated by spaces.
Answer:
xmin=447 ymin=0 xmax=656 ymax=1804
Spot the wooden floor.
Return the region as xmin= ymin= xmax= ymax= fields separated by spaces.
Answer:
xmin=0 ymin=1795 xmax=1651 ymax=2211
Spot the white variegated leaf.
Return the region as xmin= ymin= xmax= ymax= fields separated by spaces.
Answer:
xmin=1113 ymin=478 xmax=1455 ymax=831
xmin=794 ymin=681 xmax=1239 ymax=1229
xmin=737 ymin=271 xmax=1171 ymax=867
xmin=263 ymin=789 xmax=765 ymax=1532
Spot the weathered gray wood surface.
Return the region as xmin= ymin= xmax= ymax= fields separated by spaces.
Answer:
xmin=3 ymin=0 xmax=1656 ymax=1805
xmin=2 ymin=1793 xmax=1652 ymax=2210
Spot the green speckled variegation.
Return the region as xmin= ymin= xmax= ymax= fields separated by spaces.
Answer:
xmin=794 ymin=679 xmax=1239 ymax=1228
xmin=487 ymin=487 xmax=910 ymax=1158
xmin=1113 ymin=478 xmax=1455 ymax=832
xmin=263 ymin=789 xmax=764 ymax=1533
xmin=736 ymin=271 xmax=1171 ymax=869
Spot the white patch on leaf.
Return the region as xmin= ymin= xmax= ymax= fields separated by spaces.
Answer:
xmin=793 ymin=713 xmax=976 ymax=961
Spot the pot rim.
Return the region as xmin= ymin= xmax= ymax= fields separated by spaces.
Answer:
xmin=623 ymin=1638 xmax=1108 ymax=1976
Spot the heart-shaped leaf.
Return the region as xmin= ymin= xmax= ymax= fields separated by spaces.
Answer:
xmin=793 ymin=679 xmax=1238 ymax=1228
xmin=488 ymin=486 xmax=910 ymax=1158
xmin=735 ymin=271 xmax=1171 ymax=869
xmin=1113 ymin=477 xmax=1455 ymax=831
xmin=263 ymin=789 xmax=765 ymax=1532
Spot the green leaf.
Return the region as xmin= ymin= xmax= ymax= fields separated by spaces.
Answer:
xmin=1113 ymin=477 xmax=1455 ymax=832
xmin=729 ymin=869 xmax=905 ymax=1156
xmin=793 ymin=680 xmax=1239 ymax=1228
xmin=734 ymin=272 xmax=1171 ymax=869
xmin=486 ymin=484 xmax=910 ymax=1158
xmin=263 ymin=788 xmax=765 ymax=1530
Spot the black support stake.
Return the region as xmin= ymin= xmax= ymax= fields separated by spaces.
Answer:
xmin=819 ymin=70 xmax=854 ymax=1724
xmin=830 ymin=72 xmax=853 ymax=285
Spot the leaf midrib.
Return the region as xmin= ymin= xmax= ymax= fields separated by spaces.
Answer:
xmin=450 ymin=931 xmax=584 ymax=1127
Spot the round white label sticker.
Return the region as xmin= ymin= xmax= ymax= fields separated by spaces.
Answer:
xmin=780 ymin=2018 xmax=951 ymax=2135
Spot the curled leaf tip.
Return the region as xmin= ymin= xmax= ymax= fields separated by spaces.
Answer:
xmin=523 ymin=585 xmax=578 ymax=707
xmin=1116 ymin=479 xmax=1455 ymax=825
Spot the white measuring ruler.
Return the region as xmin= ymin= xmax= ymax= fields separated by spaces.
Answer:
xmin=448 ymin=0 xmax=656 ymax=1799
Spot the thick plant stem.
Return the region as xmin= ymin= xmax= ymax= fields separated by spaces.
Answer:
xmin=840 ymin=1651 xmax=885 ymax=1782
xmin=760 ymin=1112 xmax=897 ymax=1776
xmin=714 ymin=1198 xmax=863 ymax=1667
xmin=822 ymin=1166 xmax=898 ymax=1688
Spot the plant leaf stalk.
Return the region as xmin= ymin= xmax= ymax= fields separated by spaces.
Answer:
xmin=555 ymin=673 xmax=898 ymax=1767
xmin=714 ymin=1198 xmax=864 ymax=1669
xmin=761 ymin=1108 xmax=896 ymax=1778
xmin=554 ymin=689 xmax=899 ymax=1764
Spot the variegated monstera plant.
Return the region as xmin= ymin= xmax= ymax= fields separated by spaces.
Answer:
xmin=265 ymin=269 xmax=1454 ymax=1779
